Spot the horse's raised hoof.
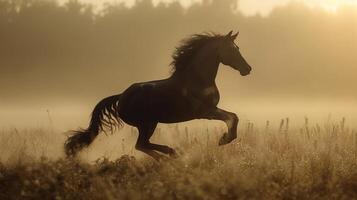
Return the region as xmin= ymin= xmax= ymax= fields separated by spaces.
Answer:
xmin=218 ymin=132 xmax=236 ymax=146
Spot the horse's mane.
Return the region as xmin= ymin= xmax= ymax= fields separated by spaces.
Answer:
xmin=170 ymin=32 xmax=223 ymax=73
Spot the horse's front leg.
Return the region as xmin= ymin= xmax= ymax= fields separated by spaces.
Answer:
xmin=200 ymin=107 xmax=239 ymax=145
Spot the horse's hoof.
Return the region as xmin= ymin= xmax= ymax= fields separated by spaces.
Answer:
xmin=218 ymin=132 xmax=236 ymax=146
xmin=168 ymin=149 xmax=179 ymax=159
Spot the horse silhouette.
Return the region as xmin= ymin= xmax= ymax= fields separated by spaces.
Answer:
xmin=65 ymin=31 xmax=252 ymax=160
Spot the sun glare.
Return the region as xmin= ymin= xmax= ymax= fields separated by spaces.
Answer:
xmin=238 ymin=0 xmax=357 ymax=16
xmin=302 ymin=0 xmax=357 ymax=13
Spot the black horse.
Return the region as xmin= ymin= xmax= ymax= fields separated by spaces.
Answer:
xmin=65 ymin=31 xmax=252 ymax=160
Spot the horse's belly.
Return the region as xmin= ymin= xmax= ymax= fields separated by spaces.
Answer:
xmin=149 ymin=96 xmax=196 ymax=123
xmin=120 ymin=95 xmax=197 ymax=123
xmin=151 ymin=95 xmax=219 ymax=123
xmin=118 ymin=83 xmax=218 ymax=124
xmin=118 ymin=83 xmax=184 ymax=123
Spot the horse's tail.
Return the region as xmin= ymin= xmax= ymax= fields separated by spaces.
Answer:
xmin=64 ymin=94 xmax=123 ymax=157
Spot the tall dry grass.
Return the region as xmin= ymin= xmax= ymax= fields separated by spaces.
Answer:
xmin=0 ymin=118 xmax=356 ymax=199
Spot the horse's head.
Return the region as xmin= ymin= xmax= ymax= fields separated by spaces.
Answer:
xmin=218 ymin=31 xmax=252 ymax=76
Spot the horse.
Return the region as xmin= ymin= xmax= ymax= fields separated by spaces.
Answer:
xmin=65 ymin=31 xmax=252 ymax=160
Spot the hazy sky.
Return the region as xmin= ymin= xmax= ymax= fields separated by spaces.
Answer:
xmin=58 ymin=0 xmax=357 ymax=16
xmin=1 ymin=0 xmax=357 ymax=128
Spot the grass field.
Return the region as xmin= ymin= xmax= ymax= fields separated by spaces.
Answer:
xmin=0 ymin=118 xmax=357 ymax=200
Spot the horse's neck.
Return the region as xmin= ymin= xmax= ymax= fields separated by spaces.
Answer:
xmin=178 ymin=44 xmax=220 ymax=87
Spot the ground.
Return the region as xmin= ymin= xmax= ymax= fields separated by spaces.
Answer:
xmin=0 ymin=118 xmax=357 ymax=200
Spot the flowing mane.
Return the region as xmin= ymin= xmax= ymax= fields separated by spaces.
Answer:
xmin=170 ymin=32 xmax=223 ymax=73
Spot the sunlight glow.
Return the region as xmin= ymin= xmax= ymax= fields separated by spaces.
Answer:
xmin=58 ymin=0 xmax=357 ymax=16
xmin=302 ymin=0 xmax=357 ymax=12
xmin=238 ymin=0 xmax=357 ymax=16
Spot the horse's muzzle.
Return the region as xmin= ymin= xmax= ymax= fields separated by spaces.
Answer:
xmin=240 ymin=70 xmax=251 ymax=76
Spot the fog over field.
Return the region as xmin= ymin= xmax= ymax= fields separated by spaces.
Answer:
xmin=0 ymin=0 xmax=356 ymax=129
xmin=1 ymin=2 xmax=357 ymax=199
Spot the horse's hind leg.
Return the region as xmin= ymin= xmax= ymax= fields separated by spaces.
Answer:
xmin=135 ymin=123 xmax=177 ymax=160
xmin=135 ymin=123 xmax=162 ymax=161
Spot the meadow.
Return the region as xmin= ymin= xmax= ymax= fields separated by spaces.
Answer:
xmin=0 ymin=118 xmax=356 ymax=200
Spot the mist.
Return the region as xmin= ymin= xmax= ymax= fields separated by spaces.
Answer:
xmin=0 ymin=0 xmax=356 ymax=128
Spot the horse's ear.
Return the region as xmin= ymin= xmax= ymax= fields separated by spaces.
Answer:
xmin=226 ymin=30 xmax=233 ymax=37
xmin=231 ymin=31 xmax=239 ymax=41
